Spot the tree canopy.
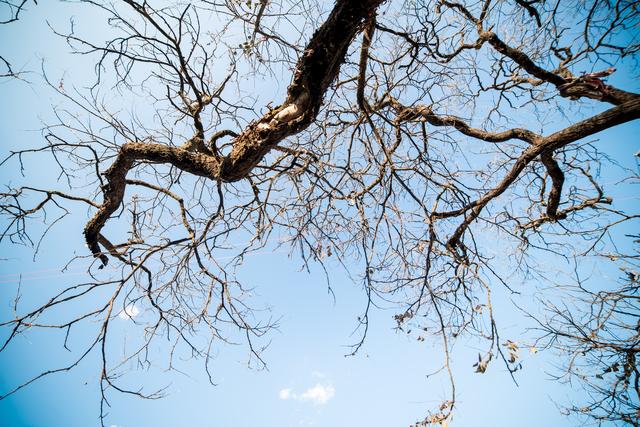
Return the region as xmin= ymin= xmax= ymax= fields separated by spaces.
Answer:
xmin=1 ymin=0 xmax=639 ymax=425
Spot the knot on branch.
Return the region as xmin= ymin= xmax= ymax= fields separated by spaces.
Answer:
xmin=558 ymin=68 xmax=616 ymax=101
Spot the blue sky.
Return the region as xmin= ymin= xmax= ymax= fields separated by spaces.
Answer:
xmin=0 ymin=1 xmax=639 ymax=427
xmin=0 ymin=243 xmax=586 ymax=427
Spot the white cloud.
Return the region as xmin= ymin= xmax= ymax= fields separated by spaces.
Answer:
xmin=118 ymin=304 xmax=140 ymax=320
xmin=279 ymin=384 xmax=335 ymax=405
xmin=279 ymin=388 xmax=292 ymax=400
xmin=299 ymin=384 xmax=335 ymax=405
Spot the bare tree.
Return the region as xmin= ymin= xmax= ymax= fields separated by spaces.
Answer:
xmin=1 ymin=0 xmax=639 ymax=425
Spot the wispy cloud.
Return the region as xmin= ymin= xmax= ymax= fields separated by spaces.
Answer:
xmin=278 ymin=384 xmax=335 ymax=405
xmin=279 ymin=388 xmax=292 ymax=400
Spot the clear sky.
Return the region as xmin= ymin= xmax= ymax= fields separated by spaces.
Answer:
xmin=0 ymin=2 xmax=638 ymax=427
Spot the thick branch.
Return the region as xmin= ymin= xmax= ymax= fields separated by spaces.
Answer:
xmin=84 ymin=0 xmax=385 ymax=265
xmin=540 ymin=152 xmax=565 ymax=220
xmin=439 ymin=97 xmax=640 ymax=247
xmin=219 ymin=0 xmax=385 ymax=180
